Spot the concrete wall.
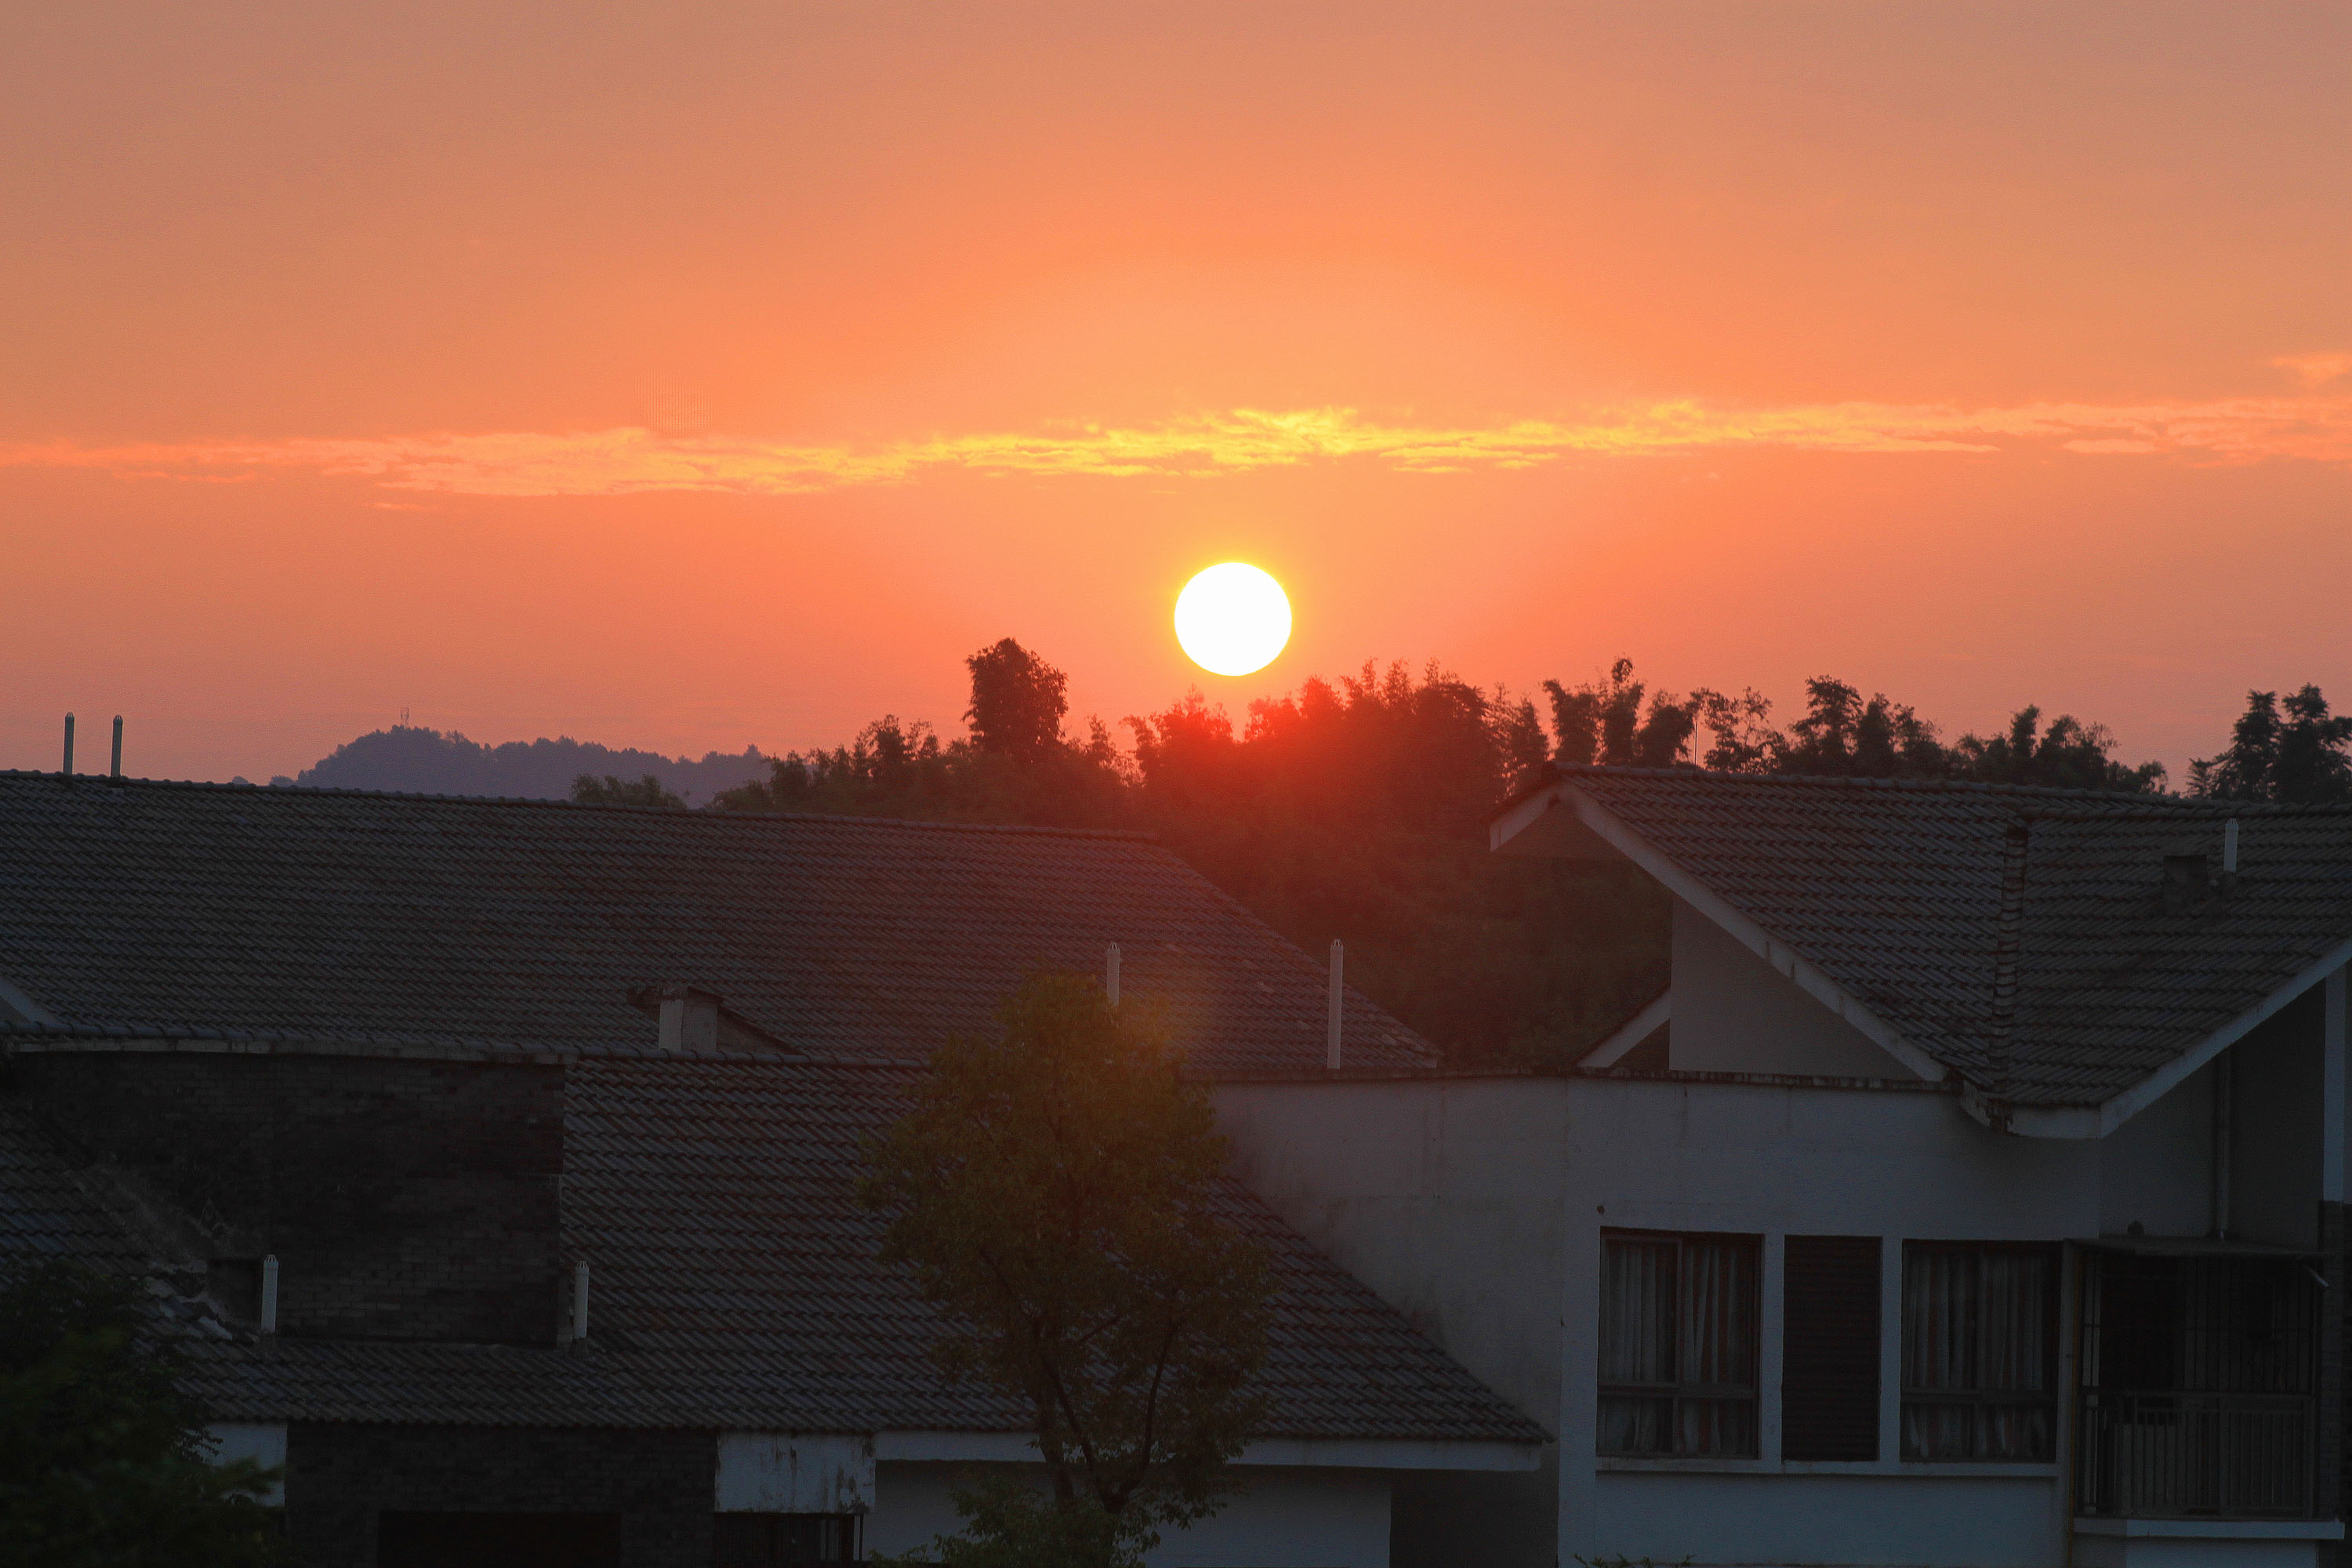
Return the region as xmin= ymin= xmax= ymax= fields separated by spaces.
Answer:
xmin=869 ymin=1461 xmax=1390 ymax=1566
xmin=285 ymin=1423 xmax=714 ymax=1568
xmin=1214 ymin=1076 xmax=1566 ymax=1566
xmin=2234 ymin=987 xmax=2326 ymax=1250
xmin=17 ymin=1053 xmax=564 ymax=1344
xmin=1214 ymin=1068 xmax=2189 ymax=1567
xmin=1669 ymin=899 xmax=1913 ymax=1078
xmin=1556 ymin=1076 xmax=2096 ymax=1568
xmin=2100 ymin=1059 xmax=2214 ymax=1238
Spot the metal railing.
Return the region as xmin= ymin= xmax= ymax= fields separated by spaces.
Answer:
xmin=2075 ymin=1391 xmax=2317 ymax=1519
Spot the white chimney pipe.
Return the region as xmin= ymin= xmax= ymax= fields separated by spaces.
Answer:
xmin=260 ymin=1254 xmax=279 ymax=1334
xmin=62 ymin=713 xmax=74 ymax=775
xmin=1105 ymin=944 xmax=1120 ymax=1008
xmin=111 ymin=716 xmax=122 ymax=779
xmin=1327 ymin=939 xmax=1345 ymax=1071
xmin=573 ymin=1260 xmax=591 ymax=1341
xmin=2223 ymin=818 xmax=2240 ymax=875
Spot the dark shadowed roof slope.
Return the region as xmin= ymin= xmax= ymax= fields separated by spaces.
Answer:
xmin=0 ymin=773 xmax=1428 ymax=1075
xmin=4 ymin=1055 xmax=1543 ymax=1445
xmin=1522 ymin=768 xmax=2352 ymax=1112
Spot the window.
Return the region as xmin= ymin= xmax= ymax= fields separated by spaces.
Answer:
xmin=1599 ymin=1229 xmax=1760 ymax=1457
xmin=2076 ymin=1250 xmax=2320 ymax=1519
xmin=713 ymin=1513 xmax=862 ymax=1567
xmin=1782 ymin=1235 xmax=1882 ymax=1461
xmin=1900 ymin=1243 xmax=2058 ymax=1461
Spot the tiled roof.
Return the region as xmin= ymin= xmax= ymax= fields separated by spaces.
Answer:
xmin=1555 ymin=768 xmax=2352 ymax=1108
xmin=0 ymin=773 xmax=1428 ymax=1075
xmin=3 ymin=1058 xmax=1544 ymax=1445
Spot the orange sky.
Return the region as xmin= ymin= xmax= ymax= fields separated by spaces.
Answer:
xmin=4 ymin=2 xmax=2347 ymax=783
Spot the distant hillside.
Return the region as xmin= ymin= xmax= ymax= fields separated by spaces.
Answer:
xmin=292 ymin=726 xmax=770 ymax=805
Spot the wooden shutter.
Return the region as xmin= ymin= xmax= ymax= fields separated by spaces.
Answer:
xmin=1782 ymin=1234 xmax=1882 ymax=1461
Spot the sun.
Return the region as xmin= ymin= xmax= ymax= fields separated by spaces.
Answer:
xmin=1174 ymin=563 xmax=1291 ymax=677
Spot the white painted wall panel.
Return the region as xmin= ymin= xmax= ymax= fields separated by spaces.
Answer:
xmin=715 ymin=1433 xmax=873 ymax=1512
xmin=206 ymin=1423 xmax=285 ymax=1505
xmin=866 ymin=1462 xmax=1389 ymax=1567
xmin=1670 ymin=898 xmax=1912 ymax=1078
xmin=1593 ymin=1472 xmax=2054 ymax=1566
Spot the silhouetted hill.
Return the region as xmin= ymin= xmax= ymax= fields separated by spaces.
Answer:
xmin=292 ymin=726 xmax=769 ymax=804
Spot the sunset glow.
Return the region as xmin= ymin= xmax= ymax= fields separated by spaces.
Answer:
xmin=1 ymin=4 xmax=2344 ymax=784
xmin=1175 ymin=564 xmax=1292 ymax=677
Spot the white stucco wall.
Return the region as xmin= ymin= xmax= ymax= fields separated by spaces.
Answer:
xmin=2233 ymin=987 xmax=2325 ymax=1248
xmin=1213 ymin=1077 xmax=1566 ymax=1566
xmin=1668 ymin=898 xmax=1914 ymax=1078
xmin=1555 ymin=1076 xmax=2096 ymax=1568
xmin=2099 ymin=1059 xmax=2214 ymax=1237
xmin=867 ymin=1462 xmax=1390 ymax=1566
xmin=1214 ymin=1067 xmax=2226 ymax=1568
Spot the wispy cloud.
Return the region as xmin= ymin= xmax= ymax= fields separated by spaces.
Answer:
xmin=7 ymin=394 xmax=2347 ymax=497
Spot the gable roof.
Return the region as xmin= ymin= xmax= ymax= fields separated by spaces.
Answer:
xmin=1496 ymin=768 xmax=2352 ymax=1123
xmin=0 ymin=1051 xmax=1544 ymax=1446
xmin=0 ymin=773 xmax=1429 ymax=1076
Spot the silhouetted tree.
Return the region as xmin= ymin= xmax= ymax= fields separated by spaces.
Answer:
xmin=0 ymin=1261 xmax=288 ymax=1567
xmin=571 ymin=773 xmax=686 ymax=808
xmin=967 ymin=638 xmax=1070 ymax=760
xmin=1951 ymin=707 xmax=2166 ymax=793
xmin=1544 ymin=659 xmax=1699 ymax=768
xmin=862 ymin=974 xmax=1272 ymax=1568
xmin=2191 ymin=686 xmax=2352 ymax=803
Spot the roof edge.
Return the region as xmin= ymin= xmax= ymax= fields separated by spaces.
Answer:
xmin=1530 ymin=782 xmax=1952 ymax=1087
xmin=0 ymin=771 xmax=1160 ymax=843
xmin=1580 ymin=985 xmax=1671 ymax=1070
xmin=2087 ymin=934 xmax=2352 ymax=1139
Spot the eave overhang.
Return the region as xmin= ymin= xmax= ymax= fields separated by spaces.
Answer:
xmin=1495 ymin=778 xmax=2352 ymax=1142
xmin=1492 ymin=779 xmax=1949 ymax=1088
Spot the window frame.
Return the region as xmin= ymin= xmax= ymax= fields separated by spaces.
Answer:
xmin=1597 ymin=1227 xmax=1763 ymax=1460
xmin=1899 ymin=1240 xmax=2062 ymax=1463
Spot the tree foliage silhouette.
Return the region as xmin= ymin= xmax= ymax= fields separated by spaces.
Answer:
xmin=0 ymin=1261 xmax=287 ymax=1568
xmin=2191 ymin=686 xmax=2352 ymax=803
xmin=711 ymin=641 xmax=2178 ymax=1068
xmin=862 ymin=973 xmax=1272 ymax=1568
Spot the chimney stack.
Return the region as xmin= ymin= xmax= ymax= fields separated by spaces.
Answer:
xmin=260 ymin=1254 xmax=279 ymax=1334
xmin=62 ymin=713 xmax=74 ymax=776
xmin=1105 ymin=943 xmax=1120 ymax=1008
xmin=2161 ymin=851 xmax=2210 ymax=915
xmin=1327 ymin=939 xmax=1345 ymax=1071
xmin=653 ymin=985 xmax=720 ymax=1052
xmin=111 ymin=715 xmax=123 ymax=779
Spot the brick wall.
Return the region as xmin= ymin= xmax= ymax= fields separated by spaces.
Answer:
xmin=286 ymin=1423 xmax=714 ymax=1568
xmin=17 ymin=1053 xmax=562 ymax=1345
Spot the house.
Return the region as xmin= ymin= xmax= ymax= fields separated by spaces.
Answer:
xmin=0 ymin=772 xmax=1545 ymax=1568
xmin=1216 ymin=767 xmax=2352 ymax=1567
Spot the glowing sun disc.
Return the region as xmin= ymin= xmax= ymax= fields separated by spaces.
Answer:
xmin=1174 ymin=563 xmax=1291 ymax=677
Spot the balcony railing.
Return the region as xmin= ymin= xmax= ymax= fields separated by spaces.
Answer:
xmin=2075 ymin=1391 xmax=2316 ymax=1520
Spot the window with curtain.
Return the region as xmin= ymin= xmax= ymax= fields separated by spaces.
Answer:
xmin=1900 ymin=1242 xmax=2059 ymax=1461
xmin=1599 ymin=1229 xmax=1760 ymax=1458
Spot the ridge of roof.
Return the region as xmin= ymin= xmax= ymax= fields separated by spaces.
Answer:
xmin=1550 ymin=764 xmax=2352 ymax=817
xmin=0 ymin=770 xmax=1158 ymax=843
xmin=1528 ymin=768 xmax=2352 ymax=1120
xmin=1551 ymin=764 xmax=2200 ymax=807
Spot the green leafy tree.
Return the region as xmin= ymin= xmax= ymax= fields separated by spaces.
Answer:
xmin=570 ymin=772 xmax=685 ymax=808
xmin=2191 ymin=686 xmax=2352 ymax=803
xmin=0 ymin=1260 xmax=287 ymax=1568
xmin=861 ymin=973 xmax=1275 ymax=1568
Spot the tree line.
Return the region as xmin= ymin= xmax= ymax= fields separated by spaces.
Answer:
xmin=575 ymin=641 xmax=2352 ymax=1067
